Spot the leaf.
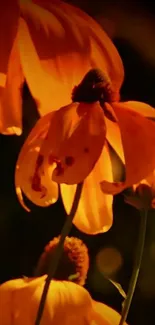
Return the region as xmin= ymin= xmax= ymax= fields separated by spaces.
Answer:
xmin=68 ymin=272 xmax=80 ymax=281
xmin=104 ymin=275 xmax=126 ymax=299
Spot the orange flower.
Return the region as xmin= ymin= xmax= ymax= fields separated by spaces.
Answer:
xmin=0 ymin=0 xmax=123 ymax=135
xmin=0 ymin=275 xmax=128 ymax=325
xmin=15 ymin=68 xmax=155 ymax=234
xmin=124 ymin=170 xmax=155 ymax=210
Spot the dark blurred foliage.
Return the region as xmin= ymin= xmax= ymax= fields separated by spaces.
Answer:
xmin=0 ymin=2 xmax=155 ymax=325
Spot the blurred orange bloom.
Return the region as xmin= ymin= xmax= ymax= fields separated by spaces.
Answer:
xmin=15 ymin=68 xmax=155 ymax=234
xmin=0 ymin=275 xmax=128 ymax=325
xmin=0 ymin=0 xmax=123 ymax=135
xmin=124 ymin=170 xmax=155 ymax=210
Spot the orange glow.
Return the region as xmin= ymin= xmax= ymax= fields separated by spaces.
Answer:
xmin=0 ymin=276 xmax=128 ymax=325
xmin=96 ymin=247 xmax=123 ymax=276
xmin=0 ymin=0 xmax=123 ymax=135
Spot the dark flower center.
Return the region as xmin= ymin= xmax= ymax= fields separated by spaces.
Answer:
xmin=72 ymin=68 xmax=117 ymax=103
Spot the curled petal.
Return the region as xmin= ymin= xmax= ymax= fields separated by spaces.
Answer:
xmin=122 ymin=101 xmax=155 ymax=118
xmin=15 ymin=113 xmax=58 ymax=211
xmin=40 ymin=102 xmax=106 ymax=185
xmin=18 ymin=1 xmax=91 ymax=115
xmin=101 ymin=102 xmax=155 ymax=195
xmin=61 ymin=143 xmax=113 ymax=234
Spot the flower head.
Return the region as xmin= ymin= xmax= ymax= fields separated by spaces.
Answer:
xmin=0 ymin=0 xmax=123 ymax=135
xmin=0 ymin=275 xmax=128 ymax=325
xmin=35 ymin=236 xmax=89 ymax=286
xmin=15 ymin=67 xmax=155 ymax=234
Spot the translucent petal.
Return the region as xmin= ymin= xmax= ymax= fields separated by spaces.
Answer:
xmin=61 ymin=143 xmax=113 ymax=234
xmin=0 ymin=37 xmax=24 ymax=135
xmin=35 ymin=0 xmax=124 ymax=95
xmin=122 ymin=101 xmax=155 ymax=118
xmin=0 ymin=1 xmax=21 ymax=135
xmin=18 ymin=1 xmax=91 ymax=115
xmin=39 ymin=102 xmax=106 ymax=185
xmin=15 ymin=113 xmax=58 ymax=211
xmin=101 ymin=102 xmax=155 ymax=194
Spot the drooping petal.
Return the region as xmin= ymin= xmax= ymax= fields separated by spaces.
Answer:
xmin=35 ymin=0 xmax=124 ymax=96
xmin=0 ymin=1 xmax=22 ymax=135
xmin=0 ymin=37 xmax=24 ymax=135
xmin=92 ymin=300 xmax=128 ymax=325
xmin=101 ymin=102 xmax=155 ymax=195
xmin=15 ymin=113 xmax=58 ymax=211
xmin=18 ymin=0 xmax=91 ymax=115
xmin=122 ymin=101 xmax=155 ymax=118
xmin=39 ymin=102 xmax=106 ymax=185
xmin=0 ymin=1 xmax=19 ymax=76
xmin=61 ymin=143 xmax=113 ymax=234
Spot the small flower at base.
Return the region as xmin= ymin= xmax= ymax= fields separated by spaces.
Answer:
xmin=35 ymin=236 xmax=89 ymax=286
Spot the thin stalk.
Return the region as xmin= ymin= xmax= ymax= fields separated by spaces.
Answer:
xmin=119 ymin=209 xmax=148 ymax=325
xmin=35 ymin=182 xmax=83 ymax=325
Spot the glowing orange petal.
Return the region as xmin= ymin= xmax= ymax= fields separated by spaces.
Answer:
xmin=18 ymin=1 xmax=91 ymax=115
xmin=92 ymin=301 xmax=128 ymax=325
xmin=38 ymin=0 xmax=124 ymax=92
xmin=40 ymin=102 xmax=106 ymax=185
xmin=36 ymin=0 xmax=124 ymax=96
xmin=122 ymin=101 xmax=155 ymax=118
xmin=101 ymin=102 xmax=155 ymax=195
xmin=0 ymin=0 xmax=19 ymax=75
xmin=0 ymin=38 xmax=24 ymax=135
xmin=15 ymin=113 xmax=58 ymax=211
xmin=0 ymin=1 xmax=21 ymax=135
xmin=0 ymin=276 xmax=93 ymax=324
xmin=61 ymin=143 xmax=113 ymax=234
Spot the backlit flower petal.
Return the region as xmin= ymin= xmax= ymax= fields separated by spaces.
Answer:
xmin=0 ymin=0 xmax=19 ymax=76
xmin=61 ymin=143 xmax=113 ymax=234
xmin=122 ymin=101 xmax=155 ymax=118
xmin=40 ymin=102 xmax=106 ymax=185
xmin=15 ymin=113 xmax=58 ymax=211
xmin=101 ymin=102 xmax=155 ymax=194
xmin=92 ymin=300 xmax=128 ymax=325
xmin=18 ymin=0 xmax=91 ymax=115
xmin=0 ymin=37 xmax=24 ymax=135
xmin=36 ymin=0 xmax=124 ymax=96
xmin=0 ymin=1 xmax=21 ymax=135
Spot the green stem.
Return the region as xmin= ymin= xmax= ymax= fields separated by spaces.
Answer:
xmin=35 ymin=182 xmax=83 ymax=325
xmin=119 ymin=209 xmax=148 ymax=325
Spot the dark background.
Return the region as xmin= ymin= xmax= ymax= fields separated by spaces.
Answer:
xmin=0 ymin=1 xmax=155 ymax=324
